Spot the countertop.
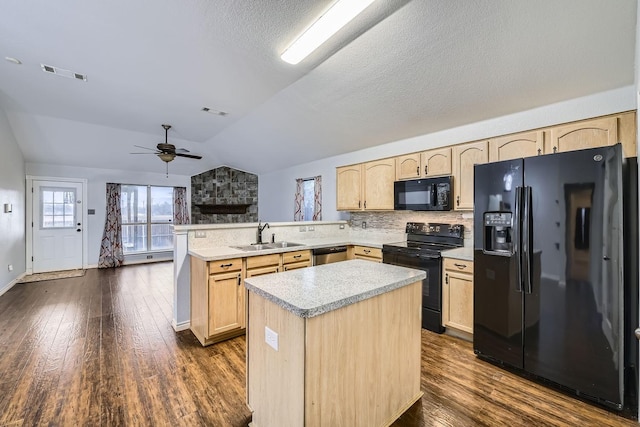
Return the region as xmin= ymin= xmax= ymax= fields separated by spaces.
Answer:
xmin=244 ymin=259 xmax=426 ymax=318
xmin=188 ymin=236 xmax=404 ymax=261
xmin=442 ymin=247 xmax=474 ymax=262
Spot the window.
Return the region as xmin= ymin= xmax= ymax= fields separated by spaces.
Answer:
xmin=294 ymin=176 xmax=322 ymax=221
xmin=121 ymin=185 xmax=173 ymax=253
xmin=302 ymin=179 xmax=315 ymax=221
xmin=41 ymin=187 xmax=76 ymax=228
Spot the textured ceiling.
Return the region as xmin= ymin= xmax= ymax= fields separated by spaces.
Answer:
xmin=0 ymin=0 xmax=636 ymax=176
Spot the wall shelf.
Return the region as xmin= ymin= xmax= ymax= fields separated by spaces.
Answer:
xmin=195 ymin=204 xmax=251 ymax=214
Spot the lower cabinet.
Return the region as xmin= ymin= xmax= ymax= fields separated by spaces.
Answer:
xmin=191 ymin=250 xmax=313 ymax=346
xmin=442 ymin=258 xmax=474 ymax=335
xmin=191 ymin=256 xmax=245 ymax=346
xmin=282 ymin=250 xmax=312 ymax=271
xmin=348 ymin=245 xmax=382 ymax=262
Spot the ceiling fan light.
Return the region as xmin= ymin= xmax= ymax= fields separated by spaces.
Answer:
xmin=158 ymin=153 xmax=176 ymax=163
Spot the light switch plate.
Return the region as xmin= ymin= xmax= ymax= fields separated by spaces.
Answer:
xmin=308 ymin=226 xmax=315 ymax=231
xmin=195 ymin=230 xmax=206 ymax=238
xmin=265 ymin=326 xmax=278 ymax=351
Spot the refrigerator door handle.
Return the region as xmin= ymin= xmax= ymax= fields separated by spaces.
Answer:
xmin=522 ymin=186 xmax=532 ymax=294
xmin=514 ymin=186 xmax=523 ymax=293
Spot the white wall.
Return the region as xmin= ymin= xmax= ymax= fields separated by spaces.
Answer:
xmin=0 ymin=109 xmax=26 ymax=291
xmin=25 ymin=163 xmax=190 ymax=267
xmin=259 ymin=86 xmax=637 ymax=221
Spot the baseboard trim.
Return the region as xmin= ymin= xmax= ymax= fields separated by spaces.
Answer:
xmin=0 ymin=273 xmax=27 ymax=297
xmin=172 ymin=319 xmax=191 ymax=332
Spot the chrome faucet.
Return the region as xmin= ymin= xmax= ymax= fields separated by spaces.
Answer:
xmin=256 ymin=221 xmax=270 ymax=244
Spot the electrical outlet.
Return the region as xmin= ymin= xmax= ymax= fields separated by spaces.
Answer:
xmin=308 ymin=226 xmax=315 ymax=231
xmin=361 ymin=221 xmax=367 ymax=229
xmin=146 ymin=255 xmax=153 ymax=259
xmin=299 ymin=226 xmax=307 ymax=232
xmin=265 ymin=326 xmax=278 ymax=351
xmin=339 ymin=224 xmax=345 ymax=229
xmin=195 ymin=230 xmax=207 ymax=238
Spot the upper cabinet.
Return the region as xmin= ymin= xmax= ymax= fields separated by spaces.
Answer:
xmin=396 ymin=148 xmax=452 ymax=180
xmin=362 ymin=159 xmax=395 ymax=210
xmin=452 ymin=141 xmax=488 ymax=210
xmin=336 ymin=164 xmax=362 ymax=210
xmin=548 ymin=117 xmax=617 ymax=154
xmin=489 ymin=131 xmax=544 ymax=162
xmin=336 ymin=158 xmax=395 ymax=211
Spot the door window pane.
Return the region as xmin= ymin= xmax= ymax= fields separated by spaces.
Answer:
xmin=41 ymin=187 xmax=76 ymax=228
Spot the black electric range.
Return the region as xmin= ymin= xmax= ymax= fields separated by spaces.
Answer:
xmin=382 ymin=222 xmax=464 ymax=333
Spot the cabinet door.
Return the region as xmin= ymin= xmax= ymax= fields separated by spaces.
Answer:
xmin=336 ymin=165 xmax=362 ymax=211
xmin=209 ymin=271 xmax=243 ymax=335
xmin=489 ymin=131 xmax=544 ymax=162
xmin=452 ymin=141 xmax=488 ymax=210
xmin=442 ymin=270 xmax=473 ymax=334
xmin=421 ymin=147 xmax=452 ymax=177
xmin=363 ymin=159 xmax=395 ymax=210
xmin=395 ymin=153 xmax=421 ymax=180
xmin=548 ymin=117 xmax=617 ymax=154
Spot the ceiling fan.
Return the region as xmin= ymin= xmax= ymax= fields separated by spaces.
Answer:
xmin=131 ymin=124 xmax=202 ymax=163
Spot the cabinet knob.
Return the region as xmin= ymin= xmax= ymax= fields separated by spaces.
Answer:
xmin=237 ymin=273 xmax=241 ymax=286
xmin=358 ymin=200 xmax=361 ymax=209
xmin=537 ymin=148 xmax=541 ymax=155
xmin=416 ymin=166 xmax=420 ymax=176
xmin=364 ymin=201 xmax=367 ymax=209
xmin=221 ymin=263 xmax=233 ymax=268
xmin=424 ymin=165 xmax=428 ymax=175
xmin=445 ymin=273 xmax=449 ymax=285
xmin=553 ymin=146 xmax=557 ymax=153
xmin=456 ymin=196 xmax=460 ymax=206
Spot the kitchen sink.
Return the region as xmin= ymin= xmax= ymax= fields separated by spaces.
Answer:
xmin=232 ymin=242 xmax=304 ymax=251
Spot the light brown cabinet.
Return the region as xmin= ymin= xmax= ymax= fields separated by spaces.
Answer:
xmin=489 ymin=130 xmax=544 ymax=162
xmin=452 ymin=141 xmax=488 ymax=210
xmin=336 ymin=164 xmax=362 ymax=210
xmin=442 ymin=258 xmax=474 ymax=335
xmin=348 ymin=245 xmax=382 ymax=262
xmin=396 ymin=148 xmax=452 ymax=180
xmin=336 ymin=159 xmax=395 ymax=211
xmin=282 ymin=250 xmax=312 ymax=271
xmin=191 ymin=256 xmax=245 ymax=346
xmin=548 ymin=116 xmax=617 ymax=154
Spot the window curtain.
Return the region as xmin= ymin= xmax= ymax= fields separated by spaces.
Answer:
xmin=98 ymin=183 xmax=124 ymax=268
xmin=173 ymin=187 xmax=190 ymax=225
xmin=312 ymin=175 xmax=322 ymax=220
xmin=294 ymin=178 xmax=304 ymax=221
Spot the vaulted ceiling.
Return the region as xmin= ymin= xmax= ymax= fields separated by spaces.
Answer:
xmin=0 ymin=0 xmax=636 ymax=176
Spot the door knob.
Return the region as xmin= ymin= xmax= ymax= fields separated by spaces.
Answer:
xmin=76 ymin=229 xmax=82 ymax=232
xmin=635 ymin=328 xmax=640 ymax=340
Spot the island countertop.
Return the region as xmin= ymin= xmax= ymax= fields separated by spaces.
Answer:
xmin=244 ymin=259 xmax=426 ymax=318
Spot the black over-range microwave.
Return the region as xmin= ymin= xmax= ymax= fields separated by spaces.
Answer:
xmin=394 ymin=176 xmax=453 ymax=211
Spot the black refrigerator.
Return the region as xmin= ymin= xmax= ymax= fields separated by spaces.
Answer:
xmin=473 ymin=144 xmax=634 ymax=411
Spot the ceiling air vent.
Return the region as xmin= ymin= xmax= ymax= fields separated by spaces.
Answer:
xmin=40 ymin=64 xmax=87 ymax=81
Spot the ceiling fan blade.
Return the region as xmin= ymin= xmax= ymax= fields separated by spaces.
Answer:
xmin=130 ymin=152 xmax=158 ymax=155
xmin=133 ymin=144 xmax=157 ymax=151
xmin=175 ymin=153 xmax=202 ymax=160
xmin=175 ymin=148 xmax=190 ymax=153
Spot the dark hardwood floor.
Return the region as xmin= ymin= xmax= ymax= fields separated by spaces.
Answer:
xmin=0 ymin=262 xmax=636 ymax=426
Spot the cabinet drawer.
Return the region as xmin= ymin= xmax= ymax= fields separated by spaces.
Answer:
xmin=283 ymin=260 xmax=311 ymax=271
xmin=209 ymin=258 xmax=243 ymax=274
xmin=443 ymin=258 xmax=473 ymax=274
xmin=353 ymin=246 xmax=381 ymax=259
xmin=246 ymin=265 xmax=280 ymax=278
xmin=246 ymin=254 xmax=280 ymax=269
xmin=283 ymin=250 xmax=311 ymax=265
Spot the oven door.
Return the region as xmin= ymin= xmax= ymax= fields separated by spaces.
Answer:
xmin=382 ymin=249 xmax=443 ymax=333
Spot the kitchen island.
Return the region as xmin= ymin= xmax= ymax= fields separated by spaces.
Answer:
xmin=244 ymin=259 xmax=426 ymax=427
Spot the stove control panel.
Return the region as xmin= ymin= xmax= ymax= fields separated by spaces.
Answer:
xmin=405 ymin=222 xmax=464 ymax=238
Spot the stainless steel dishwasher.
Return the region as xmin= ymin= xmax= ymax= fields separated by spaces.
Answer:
xmin=313 ymin=246 xmax=348 ymax=265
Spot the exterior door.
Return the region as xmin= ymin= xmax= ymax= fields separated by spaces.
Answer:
xmin=32 ymin=180 xmax=84 ymax=273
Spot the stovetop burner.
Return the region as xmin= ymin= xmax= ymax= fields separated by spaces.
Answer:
xmin=382 ymin=222 xmax=464 ymax=256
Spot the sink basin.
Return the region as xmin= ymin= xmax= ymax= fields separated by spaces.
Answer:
xmin=266 ymin=241 xmax=304 ymax=249
xmin=232 ymin=242 xmax=304 ymax=251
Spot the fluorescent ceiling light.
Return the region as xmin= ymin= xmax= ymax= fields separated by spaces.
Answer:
xmin=281 ymin=0 xmax=376 ymax=65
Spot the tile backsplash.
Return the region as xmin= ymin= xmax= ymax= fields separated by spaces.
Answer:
xmin=349 ymin=211 xmax=473 ymax=244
